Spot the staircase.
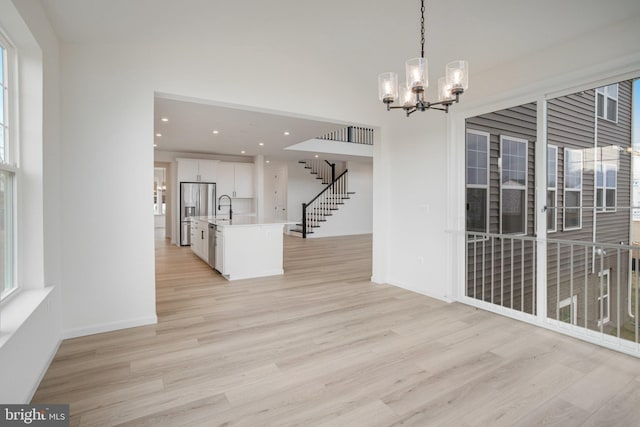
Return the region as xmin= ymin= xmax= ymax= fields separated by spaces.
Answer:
xmin=298 ymin=159 xmax=335 ymax=184
xmin=290 ymin=161 xmax=355 ymax=238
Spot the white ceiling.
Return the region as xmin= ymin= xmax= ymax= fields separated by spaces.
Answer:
xmin=40 ymin=0 xmax=640 ymax=160
xmin=153 ymin=95 xmax=351 ymax=161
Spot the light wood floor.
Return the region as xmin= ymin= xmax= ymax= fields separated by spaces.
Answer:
xmin=33 ymin=234 xmax=640 ymax=426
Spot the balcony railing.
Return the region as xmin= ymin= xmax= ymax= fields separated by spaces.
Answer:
xmin=317 ymin=126 xmax=374 ymax=145
xmin=466 ymin=231 xmax=640 ymax=356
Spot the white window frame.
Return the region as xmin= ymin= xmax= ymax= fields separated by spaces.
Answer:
xmin=563 ymin=148 xmax=583 ymax=231
xmin=596 ymin=84 xmax=618 ymax=123
xmin=466 ymin=129 xmax=490 ymax=236
xmin=547 ymin=145 xmax=558 ymax=233
xmin=595 ymin=147 xmax=618 ymax=213
xmin=559 ymin=295 xmax=577 ymax=325
xmin=0 ymin=29 xmax=17 ymax=301
xmin=499 ymin=135 xmax=528 ymax=235
xmin=597 ymin=269 xmax=611 ymax=326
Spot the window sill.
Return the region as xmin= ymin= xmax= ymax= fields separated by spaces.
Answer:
xmin=0 ymin=287 xmax=53 ymax=349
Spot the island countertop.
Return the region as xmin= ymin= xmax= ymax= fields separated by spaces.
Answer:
xmin=192 ymin=216 xmax=297 ymax=228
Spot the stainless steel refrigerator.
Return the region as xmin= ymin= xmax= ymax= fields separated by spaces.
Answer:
xmin=180 ymin=182 xmax=216 ymax=246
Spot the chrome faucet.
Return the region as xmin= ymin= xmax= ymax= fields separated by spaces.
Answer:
xmin=218 ymin=194 xmax=233 ymax=220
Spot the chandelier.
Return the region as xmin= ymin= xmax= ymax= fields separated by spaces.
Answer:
xmin=378 ymin=0 xmax=468 ymax=116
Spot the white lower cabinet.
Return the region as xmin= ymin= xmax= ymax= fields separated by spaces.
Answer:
xmin=190 ymin=219 xmax=209 ymax=262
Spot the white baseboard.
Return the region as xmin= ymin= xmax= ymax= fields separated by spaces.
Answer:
xmin=63 ymin=315 xmax=158 ymax=339
xmin=385 ymin=277 xmax=454 ymax=303
xmin=225 ymin=269 xmax=284 ymax=281
xmin=25 ymin=337 xmax=62 ymax=403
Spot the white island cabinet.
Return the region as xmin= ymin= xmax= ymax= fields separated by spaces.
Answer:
xmin=210 ymin=217 xmax=293 ymax=280
xmin=190 ymin=218 xmax=209 ymax=262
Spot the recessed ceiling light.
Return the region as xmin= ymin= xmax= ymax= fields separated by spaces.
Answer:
xmin=241 ymin=150 xmax=246 ymax=154
xmin=153 ymin=144 xmax=158 ymax=147
xmin=284 ymin=131 xmax=290 ymax=136
xmin=155 ymin=133 xmax=162 ymax=137
xmin=266 ymin=160 xmax=270 ymax=163
xmin=212 ymin=130 xmax=219 ymax=134
xmin=314 ymin=154 xmax=319 ymax=158
xmin=161 ymin=118 xmax=169 ymax=122
xmin=258 ymin=142 xmax=264 ymax=146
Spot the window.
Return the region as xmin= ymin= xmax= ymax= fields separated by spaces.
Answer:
xmin=596 ymin=84 xmax=618 ymax=122
xmin=595 ymin=146 xmax=618 ymax=212
xmin=154 ymin=167 xmax=166 ymax=215
xmin=0 ymin=39 xmax=7 ymax=163
xmin=500 ymin=136 xmax=527 ymax=235
xmin=0 ymin=31 xmax=16 ymax=300
xmin=547 ymin=145 xmax=558 ymax=232
xmin=563 ymin=148 xmax=582 ymax=230
xmin=597 ymin=269 xmax=610 ymax=326
xmin=559 ymin=295 xmax=577 ymax=325
xmin=466 ymin=130 xmax=489 ymax=234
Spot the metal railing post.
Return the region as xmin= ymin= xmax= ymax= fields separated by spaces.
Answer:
xmin=302 ymin=203 xmax=307 ymax=239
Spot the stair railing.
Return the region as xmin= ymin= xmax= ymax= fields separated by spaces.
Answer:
xmin=301 ymin=169 xmax=348 ymax=238
xmin=300 ymin=159 xmax=334 ymax=184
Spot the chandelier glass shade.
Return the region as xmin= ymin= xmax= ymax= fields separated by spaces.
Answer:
xmin=378 ymin=0 xmax=468 ymax=116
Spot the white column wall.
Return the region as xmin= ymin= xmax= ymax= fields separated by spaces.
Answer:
xmin=382 ymin=114 xmax=452 ymax=300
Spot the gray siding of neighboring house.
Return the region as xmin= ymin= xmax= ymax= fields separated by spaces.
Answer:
xmin=595 ymin=80 xmax=633 ymax=245
xmin=546 ymin=81 xmax=632 ymax=331
xmin=466 ymin=102 xmax=537 ymax=314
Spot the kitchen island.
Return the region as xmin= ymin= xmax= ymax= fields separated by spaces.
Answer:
xmin=207 ymin=216 xmax=295 ymax=281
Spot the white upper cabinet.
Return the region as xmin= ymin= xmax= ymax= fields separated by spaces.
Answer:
xmin=234 ymin=163 xmax=254 ymax=198
xmin=216 ymin=162 xmax=235 ymax=198
xmin=177 ymin=158 xmax=218 ymax=182
xmin=198 ymin=160 xmax=218 ymax=182
xmin=216 ymin=162 xmax=254 ymax=198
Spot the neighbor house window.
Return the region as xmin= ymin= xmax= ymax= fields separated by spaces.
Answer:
xmin=563 ymin=148 xmax=582 ymax=230
xmin=596 ymin=84 xmax=618 ymax=122
xmin=595 ymin=146 xmax=618 ymax=212
xmin=0 ymin=31 xmax=16 ymax=300
xmin=466 ymin=130 xmax=490 ymax=234
xmin=559 ymin=295 xmax=577 ymax=325
xmin=500 ymin=136 xmax=527 ymax=235
xmin=597 ymin=269 xmax=610 ymax=326
xmin=547 ymin=145 xmax=558 ymax=232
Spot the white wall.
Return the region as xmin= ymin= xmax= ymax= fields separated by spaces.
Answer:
xmin=263 ymin=160 xmax=288 ymax=221
xmin=59 ymin=45 xmax=158 ymax=337
xmin=0 ymin=0 xmax=62 ymax=403
xmin=286 ymin=160 xmax=327 ymax=222
xmin=377 ymin=114 xmax=451 ymax=299
xmin=310 ymin=161 xmax=373 ymax=238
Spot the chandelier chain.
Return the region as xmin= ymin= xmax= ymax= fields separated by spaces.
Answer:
xmin=420 ymin=0 xmax=425 ymax=58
